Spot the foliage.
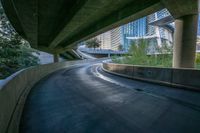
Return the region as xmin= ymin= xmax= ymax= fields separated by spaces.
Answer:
xmin=196 ymin=53 xmax=200 ymax=69
xmin=117 ymin=44 xmax=123 ymax=51
xmin=85 ymin=38 xmax=101 ymax=49
xmin=0 ymin=4 xmax=39 ymax=79
xmin=0 ymin=4 xmax=16 ymax=37
xmin=112 ymin=39 xmax=173 ymax=68
xmin=0 ymin=35 xmax=39 ymax=79
xmin=112 ymin=40 xmax=200 ymax=69
xmin=196 ymin=53 xmax=200 ymax=64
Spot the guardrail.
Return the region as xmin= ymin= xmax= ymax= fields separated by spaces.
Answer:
xmin=0 ymin=59 xmax=102 ymax=133
xmin=103 ymin=63 xmax=200 ymax=91
xmin=78 ymin=48 xmax=127 ymax=54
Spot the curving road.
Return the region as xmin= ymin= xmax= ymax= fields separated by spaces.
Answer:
xmin=20 ymin=62 xmax=200 ymax=133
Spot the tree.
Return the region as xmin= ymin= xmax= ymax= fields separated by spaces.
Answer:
xmin=0 ymin=3 xmax=39 ymax=79
xmin=0 ymin=35 xmax=39 ymax=79
xmin=112 ymin=39 xmax=173 ymax=67
xmin=117 ymin=44 xmax=123 ymax=51
xmin=0 ymin=3 xmax=16 ymax=37
xmin=85 ymin=38 xmax=101 ymax=49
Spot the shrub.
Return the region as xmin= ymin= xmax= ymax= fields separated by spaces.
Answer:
xmin=0 ymin=35 xmax=39 ymax=79
xmin=196 ymin=53 xmax=200 ymax=64
xmin=112 ymin=39 xmax=173 ymax=68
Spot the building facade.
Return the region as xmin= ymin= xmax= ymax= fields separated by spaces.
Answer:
xmin=121 ymin=17 xmax=148 ymax=51
xmin=121 ymin=8 xmax=174 ymax=51
xmin=88 ymin=8 xmax=174 ymax=52
xmin=111 ymin=27 xmax=121 ymax=50
xmin=83 ymin=9 xmax=200 ymax=52
xmin=96 ymin=31 xmax=112 ymax=49
xmin=96 ymin=27 xmax=122 ymax=50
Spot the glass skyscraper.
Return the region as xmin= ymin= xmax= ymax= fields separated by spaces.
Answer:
xmin=121 ymin=8 xmax=174 ymax=52
xmin=121 ymin=17 xmax=147 ymax=51
xmin=82 ymin=9 xmax=174 ymax=52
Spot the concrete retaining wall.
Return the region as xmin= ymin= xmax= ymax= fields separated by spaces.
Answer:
xmin=103 ymin=63 xmax=200 ymax=91
xmin=0 ymin=59 xmax=97 ymax=133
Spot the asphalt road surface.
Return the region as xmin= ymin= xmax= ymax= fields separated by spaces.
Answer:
xmin=20 ymin=62 xmax=200 ymax=133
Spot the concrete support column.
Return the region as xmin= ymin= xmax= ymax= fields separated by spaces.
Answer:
xmin=173 ymin=14 xmax=198 ymax=68
xmin=53 ymin=54 xmax=59 ymax=63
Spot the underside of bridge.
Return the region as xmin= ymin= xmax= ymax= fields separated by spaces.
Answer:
xmin=1 ymin=0 xmax=164 ymax=54
xmin=1 ymin=0 xmax=199 ymax=67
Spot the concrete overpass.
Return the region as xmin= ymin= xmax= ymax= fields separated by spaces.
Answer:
xmin=0 ymin=1 xmax=200 ymax=133
xmin=1 ymin=0 xmax=199 ymax=68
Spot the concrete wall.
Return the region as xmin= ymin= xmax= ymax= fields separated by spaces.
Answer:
xmin=0 ymin=59 xmax=97 ymax=133
xmin=103 ymin=63 xmax=200 ymax=91
xmin=33 ymin=51 xmax=54 ymax=64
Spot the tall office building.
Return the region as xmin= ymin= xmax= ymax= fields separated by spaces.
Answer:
xmin=147 ymin=8 xmax=173 ymax=45
xmin=111 ymin=27 xmax=121 ymax=50
xmin=83 ymin=9 xmax=174 ymax=52
xmin=121 ymin=8 xmax=173 ymax=51
xmin=121 ymin=17 xmax=148 ymax=51
xmin=96 ymin=27 xmax=122 ymax=50
xmin=96 ymin=31 xmax=111 ymax=49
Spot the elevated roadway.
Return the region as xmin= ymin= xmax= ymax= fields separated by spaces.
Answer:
xmin=1 ymin=0 xmax=164 ymax=53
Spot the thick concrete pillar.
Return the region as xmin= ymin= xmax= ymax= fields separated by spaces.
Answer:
xmin=53 ymin=54 xmax=59 ymax=63
xmin=173 ymin=14 xmax=198 ymax=68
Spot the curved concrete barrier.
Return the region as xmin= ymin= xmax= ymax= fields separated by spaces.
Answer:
xmin=0 ymin=59 xmax=100 ymax=133
xmin=103 ymin=63 xmax=200 ymax=91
